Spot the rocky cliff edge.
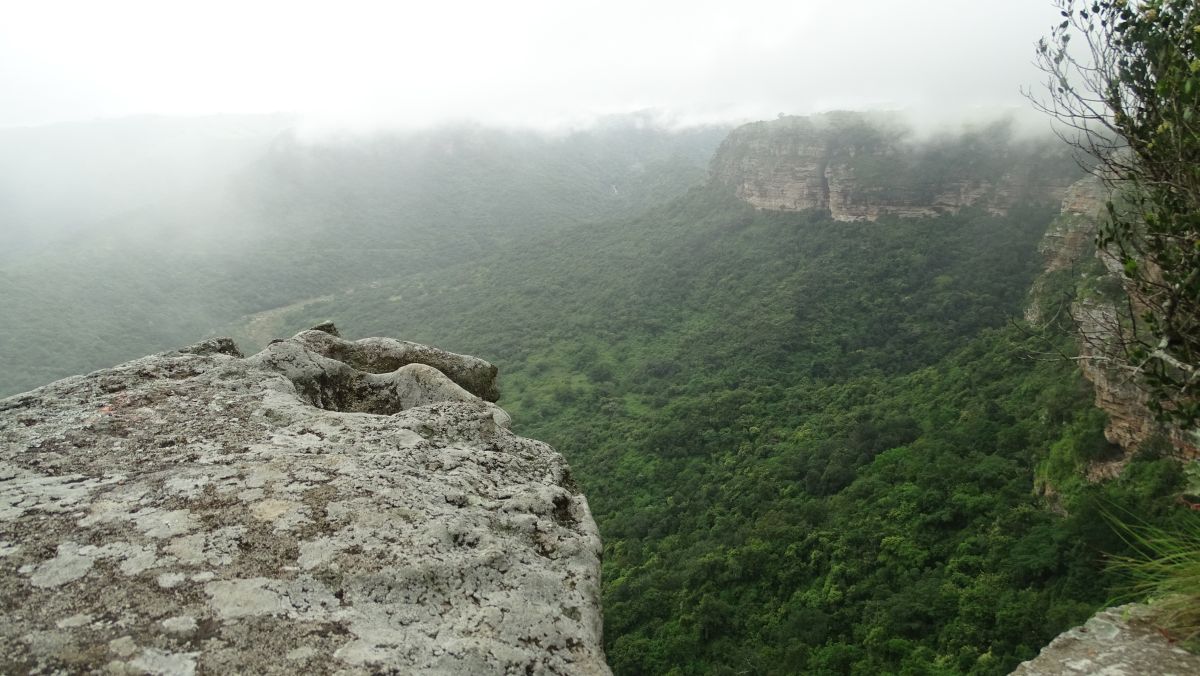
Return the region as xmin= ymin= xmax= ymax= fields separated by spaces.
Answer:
xmin=0 ymin=324 xmax=609 ymax=675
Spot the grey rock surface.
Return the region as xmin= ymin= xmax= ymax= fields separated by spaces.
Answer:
xmin=0 ymin=325 xmax=608 ymax=675
xmin=1011 ymin=604 xmax=1200 ymax=675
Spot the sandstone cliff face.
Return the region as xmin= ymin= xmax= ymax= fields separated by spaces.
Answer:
xmin=708 ymin=117 xmax=834 ymax=213
xmin=1029 ymin=176 xmax=1198 ymax=465
xmin=1036 ymin=178 xmax=1107 ymax=274
xmin=0 ymin=325 xmax=609 ymax=675
xmin=1023 ymin=177 xmax=1107 ymax=325
xmin=710 ymin=113 xmax=1073 ymax=221
xmin=1071 ymin=297 xmax=1190 ymax=464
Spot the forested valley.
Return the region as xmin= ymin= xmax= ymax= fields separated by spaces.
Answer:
xmin=1 ymin=113 xmax=1192 ymax=674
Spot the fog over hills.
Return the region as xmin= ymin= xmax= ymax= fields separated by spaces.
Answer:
xmin=0 ymin=113 xmax=730 ymax=395
xmin=0 ymin=115 xmax=295 ymax=258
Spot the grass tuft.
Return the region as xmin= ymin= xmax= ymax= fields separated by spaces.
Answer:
xmin=1105 ymin=507 xmax=1200 ymax=649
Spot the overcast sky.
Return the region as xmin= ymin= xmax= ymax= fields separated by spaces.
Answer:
xmin=0 ymin=0 xmax=1064 ymax=130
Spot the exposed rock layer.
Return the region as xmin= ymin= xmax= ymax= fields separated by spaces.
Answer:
xmin=710 ymin=113 xmax=1074 ymax=221
xmin=1029 ymin=176 xmax=1198 ymax=462
xmin=0 ymin=325 xmax=608 ymax=675
xmin=1011 ymin=604 xmax=1200 ymax=675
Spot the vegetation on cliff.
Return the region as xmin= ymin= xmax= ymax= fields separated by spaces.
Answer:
xmin=1031 ymin=0 xmax=1200 ymax=647
xmin=1032 ymin=0 xmax=1200 ymax=428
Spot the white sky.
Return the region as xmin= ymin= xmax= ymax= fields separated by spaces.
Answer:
xmin=0 ymin=0 xmax=1064 ymax=129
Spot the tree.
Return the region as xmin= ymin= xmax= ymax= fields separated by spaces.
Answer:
xmin=1029 ymin=0 xmax=1200 ymax=429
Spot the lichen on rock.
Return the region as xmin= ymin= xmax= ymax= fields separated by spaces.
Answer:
xmin=0 ymin=324 xmax=609 ymax=675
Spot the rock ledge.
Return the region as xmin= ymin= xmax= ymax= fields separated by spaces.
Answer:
xmin=0 ymin=326 xmax=608 ymax=675
xmin=1011 ymin=604 xmax=1200 ymax=675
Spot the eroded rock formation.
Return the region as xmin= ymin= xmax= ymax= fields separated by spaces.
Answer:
xmin=710 ymin=113 xmax=1074 ymax=221
xmin=0 ymin=325 xmax=609 ymax=675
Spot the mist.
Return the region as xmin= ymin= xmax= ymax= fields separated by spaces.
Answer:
xmin=0 ymin=115 xmax=295 ymax=258
xmin=3 ymin=0 xmax=1063 ymax=131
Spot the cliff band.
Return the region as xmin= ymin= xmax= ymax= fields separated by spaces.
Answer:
xmin=710 ymin=113 xmax=1073 ymax=221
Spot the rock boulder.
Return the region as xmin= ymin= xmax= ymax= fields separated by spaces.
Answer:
xmin=0 ymin=325 xmax=608 ymax=675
